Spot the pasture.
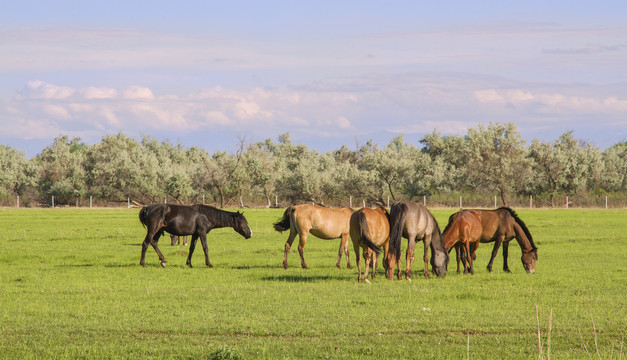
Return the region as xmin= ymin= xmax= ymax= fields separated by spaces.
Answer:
xmin=0 ymin=207 xmax=625 ymax=359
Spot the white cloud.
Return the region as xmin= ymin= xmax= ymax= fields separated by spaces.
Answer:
xmin=24 ymin=80 xmax=74 ymax=100
xmin=82 ymin=87 xmax=118 ymax=99
xmin=123 ymin=86 xmax=155 ymax=100
xmin=42 ymin=104 xmax=71 ymax=120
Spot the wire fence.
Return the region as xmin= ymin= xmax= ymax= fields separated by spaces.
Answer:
xmin=3 ymin=192 xmax=627 ymax=209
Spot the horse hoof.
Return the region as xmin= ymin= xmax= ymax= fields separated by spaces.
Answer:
xmin=364 ymin=278 xmax=371 ymax=284
xmin=161 ymin=262 xmax=166 ymax=268
xmin=347 ymin=264 xmax=353 ymax=269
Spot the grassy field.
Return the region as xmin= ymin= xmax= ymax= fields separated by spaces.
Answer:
xmin=0 ymin=207 xmax=625 ymax=359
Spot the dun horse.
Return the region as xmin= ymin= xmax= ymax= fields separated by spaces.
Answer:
xmin=274 ymin=204 xmax=353 ymax=269
xmin=350 ymin=207 xmax=390 ymax=283
xmin=388 ymin=201 xmax=448 ymax=280
xmin=139 ymin=204 xmax=252 ymax=267
xmin=442 ymin=207 xmax=537 ymax=274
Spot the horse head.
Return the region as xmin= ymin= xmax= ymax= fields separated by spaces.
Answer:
xmin=431 ymin=250 xmax=449 ymax=278
xmin=521 ymin=248 xmax=536 ymax=274
xmin=234 ymin=212 xmax=253 ymax=239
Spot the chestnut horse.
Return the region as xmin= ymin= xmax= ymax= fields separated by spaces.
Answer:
xmin=388 ymin=201 xmax=448 ymax=280
xmin=442 ymin=207 xmax=537 ymax=274
xmin=139 ymin=204 xmax=252 ymax=267
xmin=350 ymin=207 xmax=391 ymax=283
xmin=273 ymin=204 xmax=354 ymax=269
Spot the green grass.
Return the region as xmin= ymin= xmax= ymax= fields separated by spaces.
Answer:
xmin=0 ymin=208 xmax=625 ymax=359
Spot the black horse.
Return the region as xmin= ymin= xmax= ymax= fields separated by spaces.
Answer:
xmin=139 ymin=204 xmax=252 ymax=267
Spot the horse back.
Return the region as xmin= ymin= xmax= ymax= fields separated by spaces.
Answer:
xmin=293 ymin=204 xmax=353 ymax=238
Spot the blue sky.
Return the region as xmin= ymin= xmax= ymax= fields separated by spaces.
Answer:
xmin=1 ymin=1 xmax=626 ymax=157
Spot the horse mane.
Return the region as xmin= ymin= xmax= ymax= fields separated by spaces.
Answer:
xmin=498 ymin=207 xmax=537 ymax=253
xmin=193 ymin=204 xmax=240 ymax=228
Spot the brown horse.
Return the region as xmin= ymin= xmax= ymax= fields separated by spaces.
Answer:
xmin=273 ymin=204 xmax=354 ymax=269
xmin=350 ymin=207 xmax=391 ymax=283
xmin=443 ymin=207 xmax=538 ymax=274
xmin=388 ymin=201 xmax=449 ymax=280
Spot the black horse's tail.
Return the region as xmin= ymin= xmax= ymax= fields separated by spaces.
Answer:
xmin=358 ymin=211 xmax=382 ymax=255
xmin=273 ymin=207 xmax=294 ymax=232
xmin=389 ymin=203 xmax=407 ymax=262
xmin=500 ymin=207 xmax=538 ymax=258
xmin=139 ymin=206 xmax=149 ymax=228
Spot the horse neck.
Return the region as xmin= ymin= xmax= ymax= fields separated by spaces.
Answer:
xmin=430 ymin=227 xmax=447 ymax=254
xmin=198 ymin=206 xmax=237 ymax=229
xmin=512 ymin=222 xmax=534 ymax=253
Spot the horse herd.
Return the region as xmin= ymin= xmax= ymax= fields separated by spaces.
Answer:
xmin=138 ymin=201 xmax=538 ymax=283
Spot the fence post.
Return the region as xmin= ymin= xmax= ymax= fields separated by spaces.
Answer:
xmin=275 ymin=195 xmax=278 ymax=207
xmin=530 ymin=195 xmax=533 ymax=209
xmin=52 ymin=195 xmax=55 ymax=208
xmin=566 ymin=196 xmax=569 ymax=208
xmin=164 ymin=196 xmax=167 ymax=204
xmin=128 ymin=198 xmax=130 ymax=208
xmin=350 ymin=196 xmax=352 ymax=208
xmin=90 ymin=195 xmax=92 ymax=208
xmin=459 ymin=196 xmax=462 ymax=208
xmin=387 ymin=196 xmax=390 ymax=208
xmin=17 ymin=195 xmax=19 ymax=208
xmin=605 ymin=196 xmax=608 ymax=209
xmin=203 ymin=195 xmax=205 ymax=205
xmin=494 ymin=195 xmax=497 ymax=208
xmin=362 ymin=199 xmax=366 ymax=208
xmin=423 ymin=195 xmax=426 ymax=207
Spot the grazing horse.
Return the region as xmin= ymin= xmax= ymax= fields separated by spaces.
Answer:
xmin=388 ymin=201 xmax=449 ymax=280
xmin=170 ymin=234 xmax=188 ymax=246
xmin=350 ymin=207 xmax=390 ymax=283
xmin=274 ymin=204 xmax=354 ymax=269
xmin=443 ymin=207 xmax=537 ymax=274
xmin=139 ymin=204 xmax=252 ymax=267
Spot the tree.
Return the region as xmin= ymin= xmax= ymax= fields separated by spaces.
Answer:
xmin=84 ymin=133 xmax=161 ymax=204
xmin=602 ymin=141 xmax=627 ymax=192
xmin=463 ymin=123 xmax=530 ymax=205
xmin=37 ymin=136 xmax=87 ymax=205
xmin=0 ymin=146 xmax=39 ymax=204
xmin=359 ymin=135 xmax=416 ymax=204
xmin=528 ymin=131 xmax=603 ymax=206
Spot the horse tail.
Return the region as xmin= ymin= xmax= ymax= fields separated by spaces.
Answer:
xmin=389 ymin=203 xmax=407 ymax=262
xmin=358 ymin=211 xmax=382 ymax=255
xmin=273 ymin=207 xmax=294 ymax=232
xmin=139 ymin=206 xmax=149 ymax=228
xmin=501 ymin=207 xmax=538 ymax=258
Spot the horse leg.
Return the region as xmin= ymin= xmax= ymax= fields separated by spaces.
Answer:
xmin=422 ymin=234 xmax=431 ymax=279
xmin=281 ymin=230 xmax=297 ymax=269
xmin=336 ymin=234 xmax=350 ymax=269
xmin=502 ymin=241 xmax=511 ymax=272
xmin=149 ymin=230 xmax=167 ymax=267
xmin=455 ymin=244 xmax=462 ymax=274
xmin=140 ymin=229 xmax=155 ymax=267
xmin=297 ymin=232 xmax=309 ymax=269
xmin=342 ymin=233 xmax=352 ymax=269
xmin=405 ymin=236 xmax=416 ymax=281
xmin=186 ymin=235 xmax=199 ymax=268
xmin=363 ymin=248 xmax=372 ymax=284
xmin=465 ymin=241 xmax=474 ymax=275
xmin=199 ymin=233 xmax=212 ymax=267
xmin=487 ymin=235 xmax=505 ymax=273
xmin=353 ymin=241 xmax=363 ymax=283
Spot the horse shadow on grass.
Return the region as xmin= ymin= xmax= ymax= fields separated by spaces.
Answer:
xmin=261 ymin=274 xmax=351 ymax=282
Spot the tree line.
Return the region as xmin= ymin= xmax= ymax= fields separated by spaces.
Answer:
xmin=1 ymin=122 xmax=625 ymax=208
